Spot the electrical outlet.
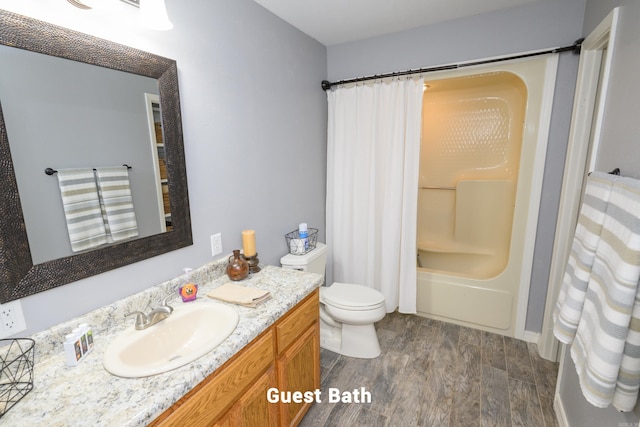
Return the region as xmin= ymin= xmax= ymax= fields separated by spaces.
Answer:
xmin=211 ymin=233 xmax=223 ymax=257
xmin=0 ymin=300 xmax=27 ymax=339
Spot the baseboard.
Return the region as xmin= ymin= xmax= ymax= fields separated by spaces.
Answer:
xmin=522 ymin=330 xmax=540 ymax=344
xmin=537 ymin=325 xmax=560 ymax=362
xmin=554 ymin=393 xmax=569 ymax=427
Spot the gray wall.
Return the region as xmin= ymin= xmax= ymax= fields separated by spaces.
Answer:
xmin=327 ymin=0 xmax=586 ymax=333
xmin=11 ymin=0 xmax=327 ymax=335
xmin=558 ymin=0 xmax=640 ymax=424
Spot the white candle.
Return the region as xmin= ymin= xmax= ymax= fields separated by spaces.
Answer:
xmin=242 ymin=230 xmax=256 ymax=257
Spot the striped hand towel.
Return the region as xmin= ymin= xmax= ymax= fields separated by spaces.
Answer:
xmin=95 ymin=167 xmax=139 ymax=242
xmin=614 ymin=287 xmax=640 ymax=411
xmin=56 ymin=169 xmax=108 ymax=252
xmin=570 ymin=177 xmax=640 ymax=411
xmin=553 ymin=172 xmax=618 ymax=343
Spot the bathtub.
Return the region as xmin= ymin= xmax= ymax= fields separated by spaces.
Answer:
xmin=415 ymin=54 xmax=558 ymax=338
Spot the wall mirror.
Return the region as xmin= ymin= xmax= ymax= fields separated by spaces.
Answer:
xmin=0 ymin=10 xmax=192 ymax=302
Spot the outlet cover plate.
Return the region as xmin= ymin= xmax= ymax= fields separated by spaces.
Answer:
xmin=0 ymin=300 xmax=27 ymax=339
xmin=211 ymin=233 xmax=223 ymax=257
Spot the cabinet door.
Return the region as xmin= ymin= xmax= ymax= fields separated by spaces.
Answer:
xmin=235 ymin=366 xmax=279 ymax=426
xmin=276 ymin=322 xmax=320 ymax=427
xmin=213 ymin=407 xmax=239 ymax=427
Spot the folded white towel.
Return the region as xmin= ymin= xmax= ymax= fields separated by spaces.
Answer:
xmin=95 ymin=167 xmax=139 ymax=242
xmin=207 ymin=283 xmax=271 ymax=308
xmin=56 ymin=169 xmax=107 ymax=252
xmin=570 ymin=177 xmax=640 ymax=411
xmin=554 ymin=172 xmax=618 ymax=343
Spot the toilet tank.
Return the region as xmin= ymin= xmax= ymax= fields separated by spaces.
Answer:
xmin=280 ymin=242 xmax=327 ymax=277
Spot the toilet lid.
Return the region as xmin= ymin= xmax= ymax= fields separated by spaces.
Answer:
xmin=321 ymin=282 xmax=385 ymax=310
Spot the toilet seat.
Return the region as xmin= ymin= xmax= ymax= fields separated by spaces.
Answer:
xmin=321 ymin=282 xmax=385 ymax=311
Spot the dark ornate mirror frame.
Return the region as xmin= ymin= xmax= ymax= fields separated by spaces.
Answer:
xmin=0 ymin=10 xmax=192 ymax=302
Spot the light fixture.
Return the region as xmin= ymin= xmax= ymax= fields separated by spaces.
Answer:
xmin=67 ymin=0 xmax=92 ymax=10
xmin=67 ymin=0 xmax=173 ymax=31
xmin=139 ymin=0 xmax=173 ymax=31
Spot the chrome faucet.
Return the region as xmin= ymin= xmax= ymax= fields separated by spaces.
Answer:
xmin=125 ymin=293 xmax=175 ymax=330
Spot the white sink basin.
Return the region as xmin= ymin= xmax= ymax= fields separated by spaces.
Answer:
xmin=103 ymin=301 xmax=238 ymax=378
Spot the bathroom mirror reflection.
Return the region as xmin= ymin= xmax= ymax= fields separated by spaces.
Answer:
xmin=0 ymin=10 xmax=192 ymax=302
xmin=0 ymin=44 xmax=172 ymax=264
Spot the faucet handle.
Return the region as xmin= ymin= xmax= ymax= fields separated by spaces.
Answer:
xmin=125 ymin=311 xmax=149 ymax=329
xmin=159 ymin=292 xmax=175 ymax=313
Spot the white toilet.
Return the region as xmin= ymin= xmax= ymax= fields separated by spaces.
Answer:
xmin=280 ymin=243 xmax=386 ymax=359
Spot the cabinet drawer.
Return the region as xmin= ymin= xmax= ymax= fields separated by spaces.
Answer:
xmin=276 ymin=290 xmax=319 ymax=354
xmin=154 ymin=330 xmax=274 ymax=426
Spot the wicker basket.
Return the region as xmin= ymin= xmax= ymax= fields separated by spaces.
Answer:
xmin=0 ymin=339 xmax=34 ymax=417
xmin=285 ymin=228 xmax=318 ymax=255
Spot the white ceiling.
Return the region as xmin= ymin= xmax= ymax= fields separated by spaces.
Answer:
xmin=253 ymin=0 xmax=543 ymax=46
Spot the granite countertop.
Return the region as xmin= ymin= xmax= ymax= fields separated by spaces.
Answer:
xmin=1 ymin=262 xmax=322 ymax=426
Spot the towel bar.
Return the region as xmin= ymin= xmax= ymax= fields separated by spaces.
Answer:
xmin=45 ymin=164 xmax=132 ymax=175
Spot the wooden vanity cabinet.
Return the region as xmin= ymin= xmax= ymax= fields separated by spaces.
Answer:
xmin=150 ymin=289 xmax=319 ymax=427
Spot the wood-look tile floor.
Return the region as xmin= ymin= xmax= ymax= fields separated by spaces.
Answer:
xmin=300 ymin=311 xmax=560 ymax=427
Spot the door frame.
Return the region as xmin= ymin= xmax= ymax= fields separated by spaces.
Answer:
xmin=538 ymin=7 xmax=620 ymax=361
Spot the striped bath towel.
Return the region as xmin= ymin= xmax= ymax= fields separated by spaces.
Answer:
xmin=614 ymin=287 xmax=640 ymax=410
xmin=56 ymin=169 xmax=108 ymax=252
xmin=553 ymin=172 xmax=619 ymax=343
xmin=570 ymin=177 xmax=640 ymax=411
xmin=95 ymin=167 xmax=139 ymax=242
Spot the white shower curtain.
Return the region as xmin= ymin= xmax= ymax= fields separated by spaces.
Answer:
xmin=326 ymin=77 xmax=423 ymax=313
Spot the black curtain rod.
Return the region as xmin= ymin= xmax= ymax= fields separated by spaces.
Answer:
xmin=321 ymin=39 xmax=584 ymax=91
